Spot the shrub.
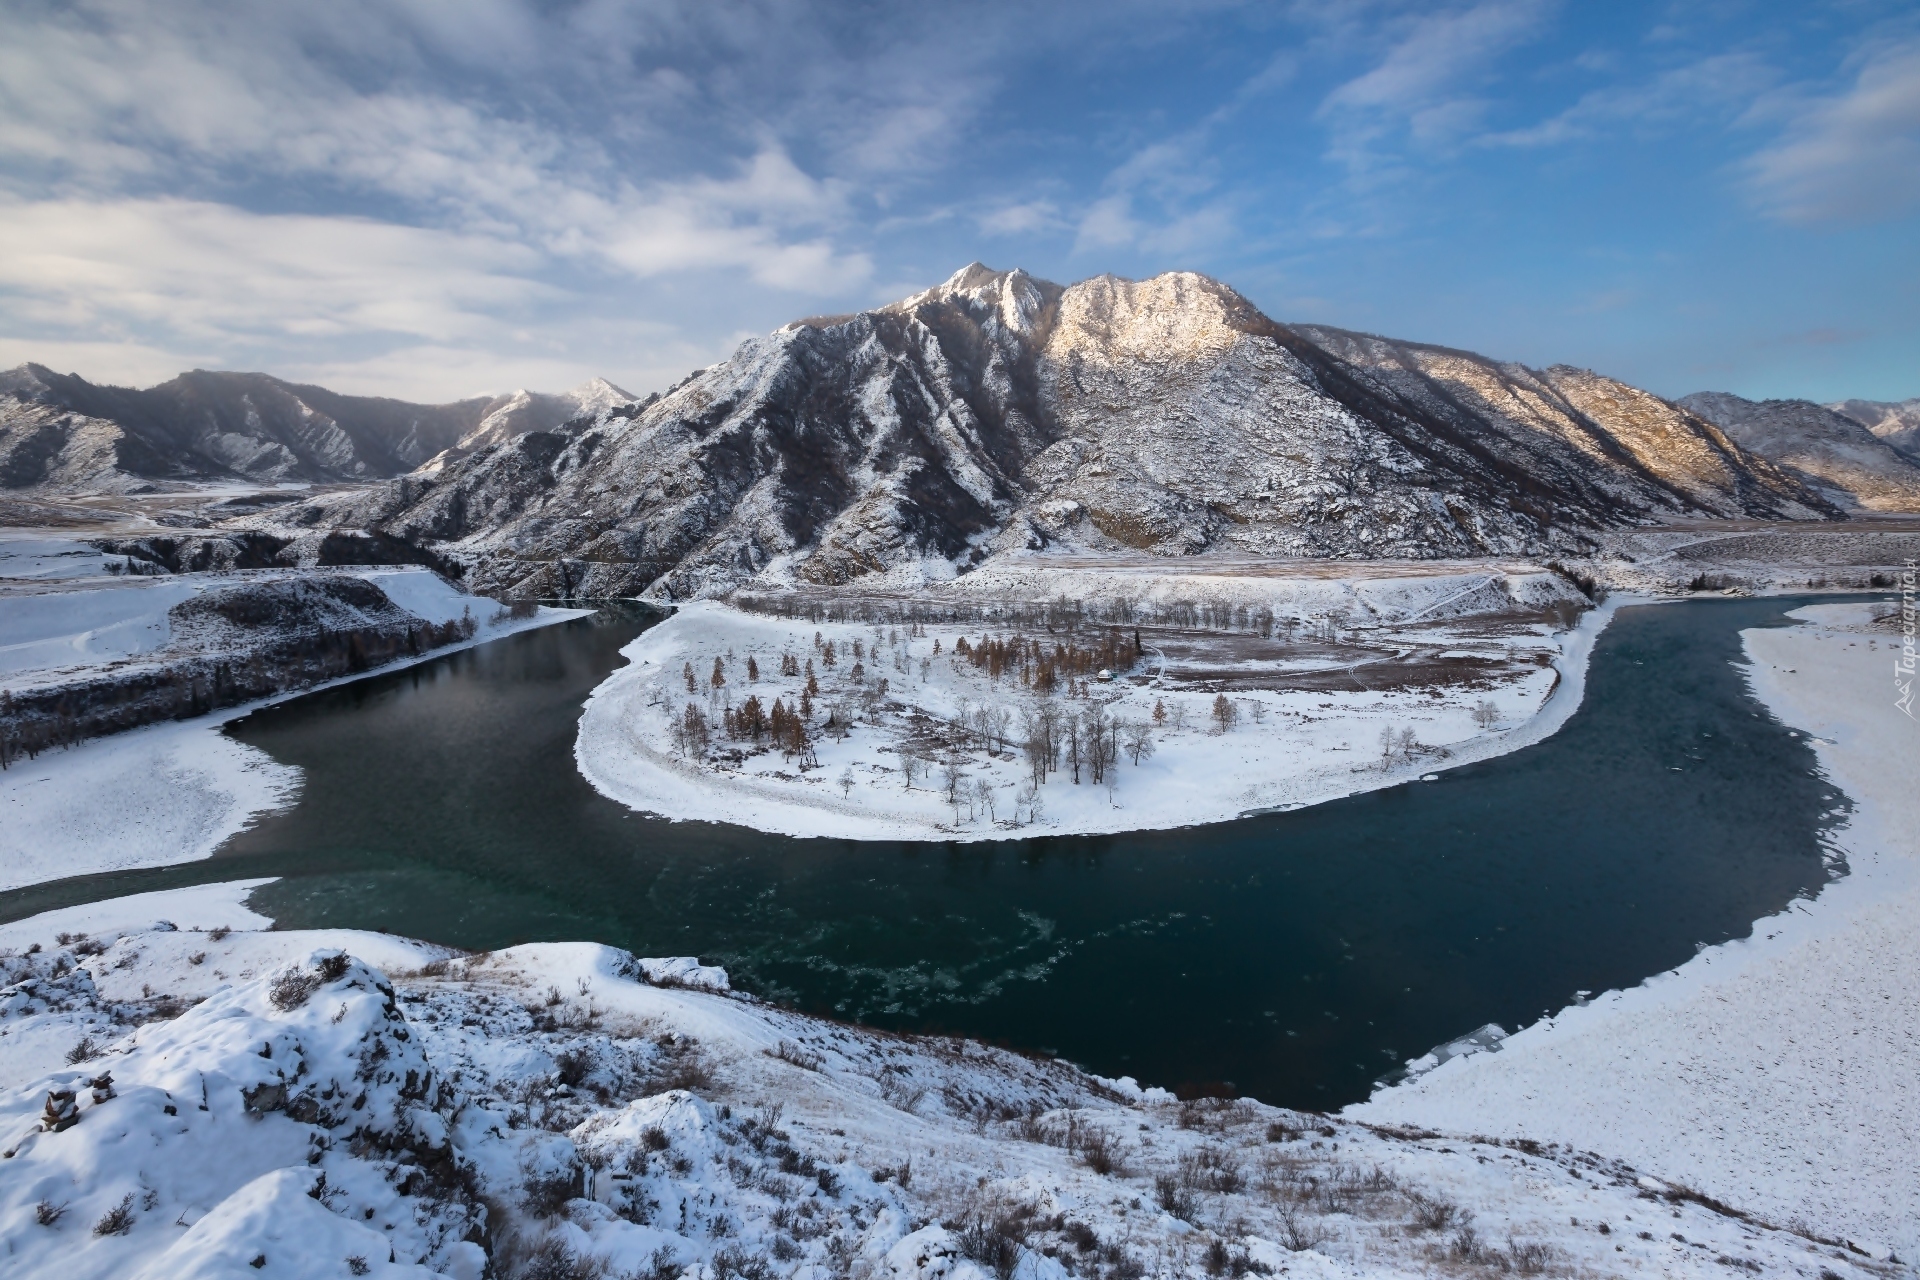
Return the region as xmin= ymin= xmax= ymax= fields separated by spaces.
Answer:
xmin=269 ymin=969 xmax=320 ymax=1011
xmin=956 ymin=1217 xmax=1025 ymax=1280
xmin=34 ymin=1199 xmax=67 ymax=1227
xmin=93 ymin=1194 xmax=136 ymax=1236
xmin=522 ymin=1166 xmax=581 ymax=1219
xmin=768 ymin=1039 xmax=824 ymax=1071
xmin=510 ymin=1236 xmax=607 ymax=1280
xmin=1406 ymin=1189 xmax=1459 ymax=1231
xmin=64 ymin=1035 xmax=97 ymax=1065
xmin=1154 ymin=1173 xmax=1198 ymax=1222
xmin=710 ymin=1246 xmax=771 ymax=1280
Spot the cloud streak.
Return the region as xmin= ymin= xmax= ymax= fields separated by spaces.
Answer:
xmin=1744 ymin=41 xmax=1920 ymax=224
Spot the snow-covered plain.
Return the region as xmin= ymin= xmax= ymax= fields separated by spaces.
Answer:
xmin=1 ymin=553 xmax=588 ymax=890
xmin=1352 ymin=601 xmax=1919 ymax=1263
xmin=0 ymin=883 xmax=1876 ymax=1280
xmin=576 ymin=579 xmax=1597 ymax=843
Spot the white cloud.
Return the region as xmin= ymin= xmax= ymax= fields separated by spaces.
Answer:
xmin=1483 ymin=51 xmax=1773 ymax=148
xmin=0 ymin=198 xmax=552 ymax=347
xmin=0 ymin=197 xmax=736 ymax=400
xmin=978 ymin=201 xmax=1063 ymax=237
xmin=1745 ymin=42 xmax=1920 ymax=224
xmin=1316 ymin=0 xmax=1551 ymax=169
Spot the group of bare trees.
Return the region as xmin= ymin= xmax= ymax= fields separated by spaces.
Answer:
xmin=732 ymin=589 xmax=1350 ymax=643
xmin=1016 ymin=704 xmax=1156 ymax=790
xmin=1377 ymin=725 xmax=1423 ymax=769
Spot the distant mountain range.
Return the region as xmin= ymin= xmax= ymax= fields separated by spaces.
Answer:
xmin=0 ymin=364 xmax=632 ymax=491
xmin=1677 ymin=392 xmax=1920 ymax=512
xmin=7 ymin=265 xmax=1913 ymax=599
xmin=1827 ymin=397 xmax=1920 ymax=460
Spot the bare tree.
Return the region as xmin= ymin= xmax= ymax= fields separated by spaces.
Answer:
xmin=1379 ymin=725 xmax=1396 ymax=770
xmin=1022 ymin=711 xmax=1050 ymax=787
xmin=1123 ymin=719 xmax=1156 ymax=766
xmin=991 ymin=705 xmax=1013 ymax=754
xmin=1472 ymin=699 xmax=1499 ymax=729
xmin=941 ymin=760 xmax=967 ymax=823
xmin=838 ymin=766 xmax=856 ymax=798
xmin=971 ymin=705 xmax=993 ymax=751
xmin=900 ymin=750 xmax=921 ymax=790
xmin=1083 ymin=708 xmax=1115 ymax=784
xmin=974 ymin=777 xmax=996 ymax=823
xmin=1396 ymin=727 xmax=1418 ymax=762
xmin=1064 ymin=715 xmax=1083 ymax=784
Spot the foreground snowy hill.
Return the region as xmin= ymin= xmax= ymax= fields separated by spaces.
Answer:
xmin=0 ymin=900 xmax=1882 ymax=1280
xmin=259 ymin=266 xmax=1835 ymax=602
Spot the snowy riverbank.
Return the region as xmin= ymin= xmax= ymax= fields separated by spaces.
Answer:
xmin=0 ymin=880 xmax=1876 ymax=1280
xmin=1 ymin=563 xmax=587 ymax=890
xmin=1350 ymin=599 xmax=1919 ymax=1263
xmin=576 ymin=584 xmax=1609 ymax=843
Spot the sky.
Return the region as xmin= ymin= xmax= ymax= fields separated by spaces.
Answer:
xmin=1 ymin=0 xmax=1916 ymax=405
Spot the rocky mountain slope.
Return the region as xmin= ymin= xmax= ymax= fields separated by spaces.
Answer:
xmin=1829 ymin=397 xmax=1920 ymax=462
xmin=257 ymin=265 xmax=1836 ymax=601
xmin=0 ymin=365 xmax=629 ymax=492
xmin=1677 ymin=392 xmax=1920 ymax=511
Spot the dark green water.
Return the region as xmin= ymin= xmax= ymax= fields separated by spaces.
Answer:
xmin=0 ymin=598 xmax=1844 ymax=1107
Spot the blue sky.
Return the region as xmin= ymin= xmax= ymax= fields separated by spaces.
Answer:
xmin=1 ymin=0 xmax=1915 ymax=403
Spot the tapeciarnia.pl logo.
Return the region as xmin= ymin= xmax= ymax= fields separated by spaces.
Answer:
xmin=1897 ymin=561 xmax=1917 ymax=720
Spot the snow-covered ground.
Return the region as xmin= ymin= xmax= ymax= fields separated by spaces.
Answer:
xmin=0 ymin=882 xmax=1879 ymax=1280
xmin=1 ymin=546 xmax=588 ymax=890
xmin=1 ymin=548 xmax=545 ymax=692
xmin=575 ymin=590 xmax=1602 ymax=842
xmin=1352 ymin=600 xmax=1919 ymax=1263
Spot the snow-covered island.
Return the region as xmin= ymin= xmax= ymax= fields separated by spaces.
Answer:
xmin=578 ymin=561 xmax=1596 ymax=841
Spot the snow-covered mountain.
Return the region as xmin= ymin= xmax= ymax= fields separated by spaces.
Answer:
xmin=0 ymin=365 xmax=631 ymax=491
xmin=264 ymin=265 xmax=1836 ymax=601
xmin=1677 ymin=392 xmax=1920 ymax=512
xmin=417 ymin=378 xmax=640 ymax=474
xmin=1828 ymin=397 xmax=1920 ymax=463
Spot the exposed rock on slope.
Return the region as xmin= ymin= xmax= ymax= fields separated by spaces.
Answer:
xmin=0 ymin=364 xmax=630 ymax=491
xmin=262 ymin=266 xmax=1836 ymax=601
xmin=416 ymin=377 xmax=638 ymax=474
xmin=1678 ymin=391 xmax=1920 ymax=511
xmin=1828 ymin=397 xmax=1920 ymax=462
xmin=1290 ymin=327 xmax=1832 ymax=520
